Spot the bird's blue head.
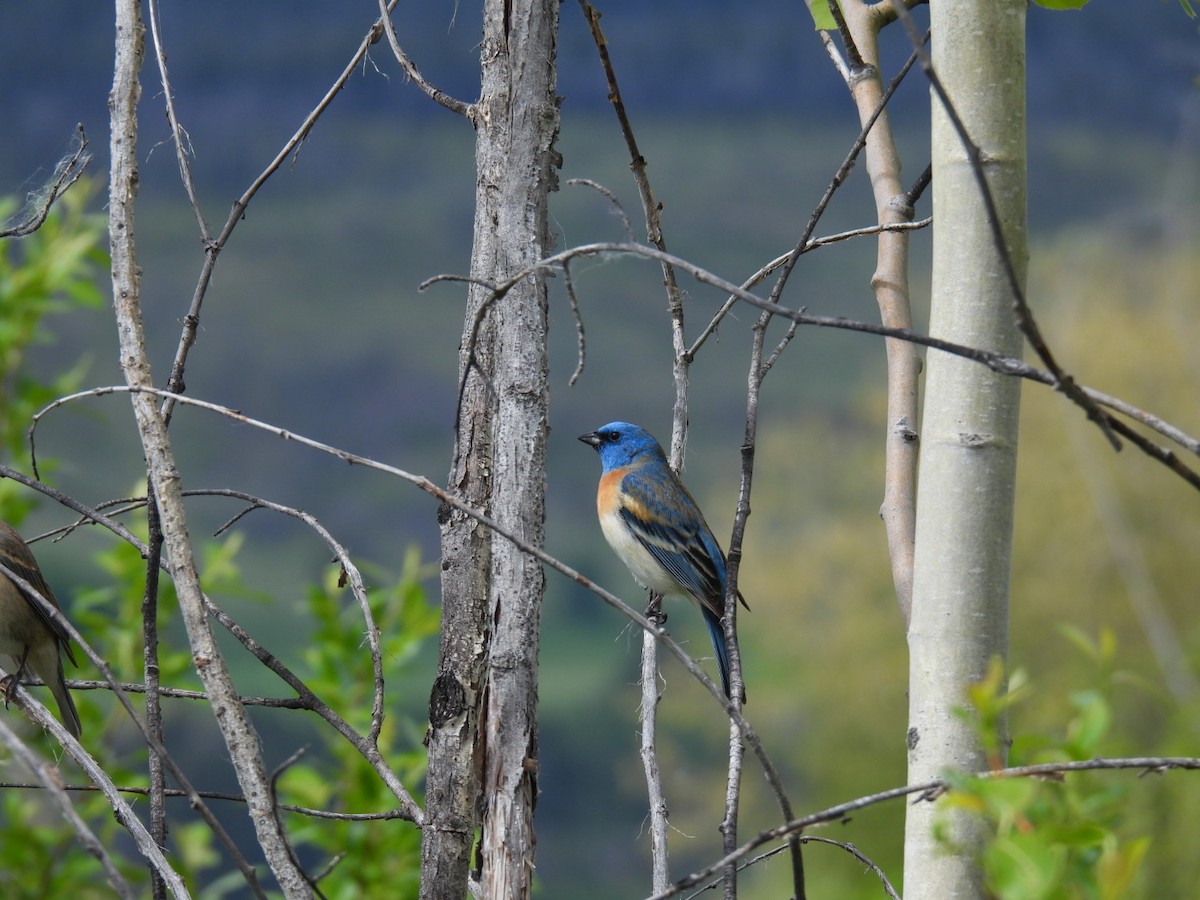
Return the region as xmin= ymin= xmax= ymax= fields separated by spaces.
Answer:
xmin=578 ymin=421 xmax=667 ymax=471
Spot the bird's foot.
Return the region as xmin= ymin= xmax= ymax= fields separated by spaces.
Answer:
xmin=0 ymin=672 xmax=18 ymax=709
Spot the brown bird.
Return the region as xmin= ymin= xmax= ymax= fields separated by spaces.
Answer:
xmin=0 ymin=520 xmax=81 ymax=738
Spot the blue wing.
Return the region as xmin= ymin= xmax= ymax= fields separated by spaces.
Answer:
xmin=615 ymin=468 xmax=727 ymax=617
xmin=616 ymin=466 xmax=748 ymax=701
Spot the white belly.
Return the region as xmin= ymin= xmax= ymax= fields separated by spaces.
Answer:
xmin=599 ymin=508 xmax=681 ymax=598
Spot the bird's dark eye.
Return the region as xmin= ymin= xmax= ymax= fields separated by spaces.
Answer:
xmin=603 ymin=430 xmax=620 ymax=443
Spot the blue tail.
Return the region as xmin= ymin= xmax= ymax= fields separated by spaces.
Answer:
xmin=702 ymin=606 xmax=745 ymax=702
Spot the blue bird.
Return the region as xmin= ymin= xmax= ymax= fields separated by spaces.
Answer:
xmin=579 ymin=422 xmax=748 ymax=702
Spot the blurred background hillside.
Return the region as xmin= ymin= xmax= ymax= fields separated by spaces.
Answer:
xmin=2 ymin=2 xmax=1199 ymax=896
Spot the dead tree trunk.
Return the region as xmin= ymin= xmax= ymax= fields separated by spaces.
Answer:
xmin=419 ymin=1 xmax=559 ymax=897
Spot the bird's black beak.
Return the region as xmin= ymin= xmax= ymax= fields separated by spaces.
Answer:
xmin=578 ymin=431 xmax=601 ymax=448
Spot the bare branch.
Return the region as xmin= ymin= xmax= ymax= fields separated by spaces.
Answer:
xmin=579 ymin=3 xmax=692 ymax=890
xmin=146 ymin=0 xmax=209 ymax=239
xmin=375 ymin=0 xmax=474 ymax=117
xmin=887 ymin=0 xmax=1121 ymax=450
xmin=422 ymin=241 xmax=1200 ymax=489
xmin=0 ymin=716 xmax=141 ymax=898
xmin=1 ymin=662 xmax=202 ymax=897
xmin=109 ymin=8 xmax=312 ymax=888
xmin=688 ymin=218 xmax=930 ymax=360
xmin=0 ymin=779 xmax=415 ymax=822
xmin=0 ymin=125 xmax=92 ymax=239
xmin=187 ymin=489 xmax=389 ymax=744
xmin=566 ymin=178 xmax=635 ymax=241
xmin=639 ymin=595 xmax=671 ymax=893
xmin=656 ymin=756 xmax=1200 ymax=899
xmin=29 ymin=384 xmax=800 ymax=838
xmin=1 ymin=467 xmax=426 ymax=829
xmin=0 ymin=505 xmax=266 ymax=895
xmin=158 ymin=0 xmax=411 ymax=421
xmin=832 ymin=2 xmax=926 ymax=622
xmin=270 ymin=748 xmax=322 ymax=893
xmin=801 ymin=837 xmax=901 ymax=900
xmin=562 ymin=258 xmax=588 ymax=386
xmin=684 ymin=836 xmax=900 ymax=900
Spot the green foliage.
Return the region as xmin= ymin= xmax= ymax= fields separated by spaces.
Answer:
xmin=805 ymin=0 xmax=838 ymax=31
xmin=279 ymin=548 xmax=438 ymax=899
xmin=0 ymin=789 xmax=116 ymax=899
xmin=957 ymin=657 xmax=1033 ymax=770
xmin=725 ymin=236 xmax=1200 ymax=897
xmin=0 ymin=183 xmax=104 ymax=517
xmin=3 ymin=504 xmax=439 ymax=894
xmin=0 ymin=196 xmax=439 ymax=894
xmin=0 ymin=184 xmax=104 ymax=450
xmin=0 ymin=186 xmax=149 ymax=895
xmin=1033 ymin=0 xmax=1092 ymax=10
xmin=302 ymin=546 xmax=440 ymax=732
xmin=937 ymin=639 xmax=1150 ymax=899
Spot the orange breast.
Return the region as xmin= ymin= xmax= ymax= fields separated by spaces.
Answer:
xmin=597 ymin=468 xmax=628 ymax=517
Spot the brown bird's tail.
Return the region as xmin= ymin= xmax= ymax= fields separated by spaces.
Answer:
xmin=21 ymin=641 xmax=82 ymax=740
xmin=46 ymin=657 xmax=81 ymax=740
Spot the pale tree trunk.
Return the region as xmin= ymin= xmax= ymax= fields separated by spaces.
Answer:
xmin=419 ymin=1 xmax=558 ymax=898
xmin=903 ymin=1 xmax=1028 ymax=897
xmin=110 ymin=3 xmax=311 ymax=895
xmin=841 ymin=0 xmax=922 ymax=621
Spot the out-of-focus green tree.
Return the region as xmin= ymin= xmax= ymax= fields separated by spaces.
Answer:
xmin=649 ymin=236 xmax=1200 ymax=896
xmin=0 ymin=187 xmax=441 ymax=897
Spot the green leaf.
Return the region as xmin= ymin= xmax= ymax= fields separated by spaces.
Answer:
xmin=174 ymin=820 xmax=220 ymax=874
xmin=987 ymin=830 xmax=1068 ymax=897
xmin=1099 ymin=835 xmax=1152 ymax=900
xmin=1046 ymin=821 xmax=1110 ymax=848
xmin=1033 ymin=0 xmax=1091 ymax=8
xmin=278 ymin=764 xmax=334 ymax=809
xmin=806 ymin=0 xmax=838 ymax=30
xmin=1065 ymin=690 xmax=1111 ymax=758
xmin=1057 ymin=623 xmax=1099 ymax=662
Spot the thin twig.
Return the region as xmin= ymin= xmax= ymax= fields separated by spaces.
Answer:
xmin=0 ymin=779 xmax=416 ymax=821
xmin=579 ymin=3 xmax=689 ymax=891
xmin=158 ymin=0 xmax=407 ymax=424
xmin=375 ymin=0 xmax=474 ymax=117
xmin=55 ymin=679 xmax=310 ymax=706
xmin=29 ymin=384 xmax=797 ymax=838
xmin=0 ymin=716 xmax=143 ymax=898
xmin=271 ymin=747 xmax=326 ymax=898
xmin=562 ymin=258 xmax=588 ymax=385
xmin=0 ymin=125 xmax=92 ymax=239
xmin=683 ymin=836 xmax=899 ymax=900
xmin=566 ymin=177 xmax=635 ymax=241
xmin=419 ymin=241 xmax=1200 ymax=489
xmin=654 ymin=755 xmax=1200 ymax=899
xmin=887 ymin=0 xmax=1121 ymax=450
xmin=689 ymin=39 xmax=925 ymax=358
xmin=801 ymin=837 xmax=900 ymax=900
xmin=1 ymin=466 xmax=426 ymax=826
xmin=689 ymin=218 xmax=930 ymax=359
xmin=146 ymin=0 xmax=209 ymax=240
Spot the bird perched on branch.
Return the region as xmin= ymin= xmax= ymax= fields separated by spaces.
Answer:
xmin=0 ymin=520 xmax=82 ymax=738
xmin=579 ymin=422 xmax=748 ymax=702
